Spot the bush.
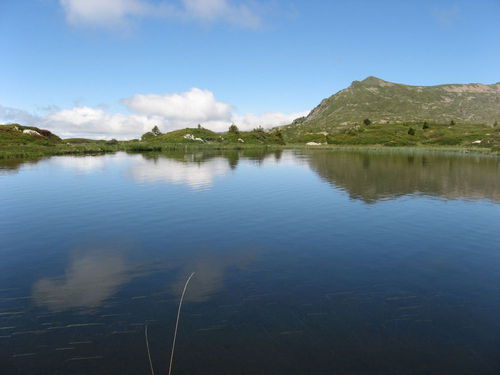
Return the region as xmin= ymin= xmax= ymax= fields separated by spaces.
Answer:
xmin=151 ymin=126 xmax=162 ymax=136
xmin=141 ymin=132 xmax=155 ymax=141
xmin=422 ymin=122 xmax=429 ymax=130
xmin=363 ymin=118 xmax=372 ymax=126
xmin=408 ymin=127 xmax=416 ymax=136
xmin=228 ymin=124 xmax=239 ymax=134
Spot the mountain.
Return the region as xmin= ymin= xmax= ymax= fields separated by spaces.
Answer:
xmin=284 ymin=76 xmax=500 ymax=134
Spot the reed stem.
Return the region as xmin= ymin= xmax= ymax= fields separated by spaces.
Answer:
xmin=168 ymin=272 xmax=195 ymax=375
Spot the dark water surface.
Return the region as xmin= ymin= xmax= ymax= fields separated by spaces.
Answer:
xmin=1 ymin=149 xmax=499 ymax=375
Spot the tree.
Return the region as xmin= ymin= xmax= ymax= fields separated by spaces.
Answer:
xmin=363 ymin=118 xmax=372 ymax=126
xmin=422 ymin=122 xmax=429 ymax=130
xmin=254 ymin=126 xmax=265 ymax=133
xmin=197 ymin=124 xmax=202 ymax=129
xmin=106 ymin=138 xmax=118 ymax=145
xmin=408 ymin=127 xmax=416 ymax=136
xmin=228 ymin=124 xmax=239 ymax=134
xmin=151 ymin=126 xmax=161 ymax=136
xmin=450 ymin=120 xmax=455 ymax=126
xmin=494 ymin=121 xmax=498 ymax=128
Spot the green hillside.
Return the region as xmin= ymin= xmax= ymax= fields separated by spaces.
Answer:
xmin=283 ymin=76 xmax=500 ymax=136
xmin=0 ymin=124 xmax=62 ymax=145
xmin=142 ymin=126 xmax=285 ymax=145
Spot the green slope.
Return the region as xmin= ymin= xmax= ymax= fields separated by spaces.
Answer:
xmin=0 ymin=124 xmax=62 ymax=145
xmin=142 ymin=127 xmax=285 ymax=145
xmin=284 ymin=76 xmax=500 ymax=135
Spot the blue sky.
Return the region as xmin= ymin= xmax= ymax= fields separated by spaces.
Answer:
xmin=1 ymin=0 xmax=499 ymax=138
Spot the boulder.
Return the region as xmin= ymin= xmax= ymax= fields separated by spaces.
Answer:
xmin=183 ymin=134 xmax=204 ymax=142
xmin=23 ymin=129 xmax=42 ymax=137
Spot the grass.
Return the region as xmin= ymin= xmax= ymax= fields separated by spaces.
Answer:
xmin=285 ymin=121 xmax=500 ymax=153
xmin=1 ymin=122 xmax=499 ymax=160
xmin=143 ymin=127 xmax=285 ymax=145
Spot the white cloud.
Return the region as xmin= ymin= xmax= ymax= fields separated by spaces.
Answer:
xmin=60 ymin=0 xmax=151 ymax=26
xmin=233 ymin=111 xmax=309 ymax=130
xmin=123 ymin=88 xmax=232 ymax=121
xmin=123 ymin=88 xmax=308 ymax=132
xmin=60 ymin=0 xmax=262 ymax=29
xmin=43 ymin=106 xmax=160 ymax=139
xmin=1 ymin=88 xmax=308 ymax=139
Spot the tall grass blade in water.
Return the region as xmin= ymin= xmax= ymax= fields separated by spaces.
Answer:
xmin=169 ymin=272 xmax=195 ymax=375
xmin=145 ymin=324 xmax=155 ymax=375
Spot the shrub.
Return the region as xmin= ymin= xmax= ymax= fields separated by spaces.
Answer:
xmin=151 ymin=126 xmax=162 ymax=136
xmin=363 ymin=118 xmax=372 ymax=126
xmin=408 ymin=127 xmax=416 ymax=136
xmin=422 ymin=122 xmax=429 ymax=130
xmin=228 ymin=124 xmax=239 ymax=134
xmin=141 ymin=132 xmax=155 ymax=141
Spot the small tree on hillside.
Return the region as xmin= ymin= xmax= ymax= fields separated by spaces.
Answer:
xmin=494 ymin=121 xmax=498 ymax=128
xmin=408 ymin=127 xmax=416 ymax=136
xmin=450 ymin=120 xmax=456 ymax=126
xmin=197 ymin=124 xmax=202 ymax=129
xmin=422 ymin=122 xmax=430 ymax=130
xmin=151 ymin=126 xmax=161 ymax=136
xmin=363 ymin=118 xmax=372 ymax=126
xmin=228 ymin=124 xmax=239 ymax=134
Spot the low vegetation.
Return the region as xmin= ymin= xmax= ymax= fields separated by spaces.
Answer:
xmin=1 ymin=120 xmax=499 ymax=160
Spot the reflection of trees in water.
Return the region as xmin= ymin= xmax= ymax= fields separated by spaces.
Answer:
xmin=306 ymin=150 xmax=500 ymax=203
xmin=140 ymin=148 xmax=280 ymax=166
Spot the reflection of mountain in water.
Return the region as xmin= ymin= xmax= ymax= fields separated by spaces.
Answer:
xmin=306 ymin=150 xmax=500 ymax=203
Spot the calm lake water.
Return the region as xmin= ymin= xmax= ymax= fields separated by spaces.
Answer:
xmin=1 ymin=149 xmax=499 ymax=375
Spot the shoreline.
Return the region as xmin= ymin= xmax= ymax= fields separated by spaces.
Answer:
xmin=1 ymin=142 xmax=498 ymax=160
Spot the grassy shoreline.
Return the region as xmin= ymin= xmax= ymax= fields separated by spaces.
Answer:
xmin=1 ymin=142 xmax=498 ymax=160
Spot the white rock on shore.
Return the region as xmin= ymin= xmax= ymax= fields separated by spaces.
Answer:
xmin=23 ymin=129 xmax=41 ymax=136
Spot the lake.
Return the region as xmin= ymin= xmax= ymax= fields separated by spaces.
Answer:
xmin=1 ymin=149 xmax=499 ymax=374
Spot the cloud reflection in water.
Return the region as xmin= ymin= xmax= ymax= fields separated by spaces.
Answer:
xmin=129 ymin=155 xmax=231 ymax=190
xmin=171 ymin=251 xmax=255 ymax=303
xmin=32 ymin=251 xmax=130 ymax=311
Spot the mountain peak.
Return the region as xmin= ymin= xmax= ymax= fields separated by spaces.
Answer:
xmin=350 ymin=76 xmax=389 ymax=88
xmin=362 ymin=76 xmax=384 ymax=83
xmin=288 ymin=78 xmax=500 ymax=130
